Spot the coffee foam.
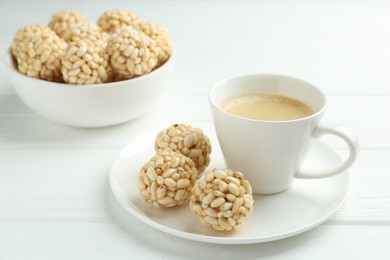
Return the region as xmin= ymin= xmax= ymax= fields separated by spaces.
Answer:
xmin=220 ymin=93 xmax=313 ymax=121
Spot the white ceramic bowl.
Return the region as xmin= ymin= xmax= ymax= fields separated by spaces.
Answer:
xmin=5 ymin=49 xmax=174 ymax=127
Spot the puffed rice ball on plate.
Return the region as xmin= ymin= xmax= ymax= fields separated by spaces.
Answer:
xmin=97 ymin=9 xmax=141 ymax=34
xmin=155 ymin=124 xmax=212 ymax=174
xmin=135 ymin=22 xmax=173 ymax=67
xmin=61 ymin=40 xmax=110 ymax=84
xmin=49 ymin=10 xmax=89 ymax=38
xmin=190 ymin=168 xmax=254 ymax=231
xmin=11 ymin=24 xmax=67 ymax=82
xmin=138 ymin=152 xmax=198 ymax=208
xmin=107 ymin=26 xmax=158 ymax=78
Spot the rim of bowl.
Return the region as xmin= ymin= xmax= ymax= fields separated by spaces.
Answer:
xmin=5 ymin=46 xmax=175 ymax=88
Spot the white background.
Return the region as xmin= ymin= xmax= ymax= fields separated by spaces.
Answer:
xmin=1 ymin=1 xmax=390 ymax=259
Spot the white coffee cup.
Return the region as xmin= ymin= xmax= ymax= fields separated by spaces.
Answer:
xmin=209 ymin=74 xmax=359 ymax=194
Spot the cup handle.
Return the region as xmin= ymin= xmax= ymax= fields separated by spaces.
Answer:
xmin=296 ymin=125 xmax=359 ymax=179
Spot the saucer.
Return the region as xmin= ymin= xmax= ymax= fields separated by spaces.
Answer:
xmin=109 ymin=120 xmax=349 ymax=244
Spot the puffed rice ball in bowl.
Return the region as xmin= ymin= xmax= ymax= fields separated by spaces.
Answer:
xmin=5 ymin=40 xmax=175 ymax=128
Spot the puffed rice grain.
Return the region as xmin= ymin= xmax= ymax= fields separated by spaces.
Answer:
xmin=190 ymin=168 xmax=254 ymax=231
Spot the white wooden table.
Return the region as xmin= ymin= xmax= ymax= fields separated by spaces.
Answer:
xmin=1 ymin=1 xmax=389 ymax=259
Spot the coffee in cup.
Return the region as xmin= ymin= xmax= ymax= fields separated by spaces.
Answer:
xmin=220 ymin=93 xmax=314 ymax=121
xmin=209 ymin=74 xmax=359 ymax=194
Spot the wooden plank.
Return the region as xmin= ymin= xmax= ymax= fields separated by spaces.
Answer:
xmin=1 ymin=95 xmax=389 ymax=148
xmin=330 ymin=149 xmax=390 ymax=223
xmin=0 ymin=95 xmax=210 ymax=149
xmin=0 ymin=223 xmax=389 ymax=259
xmin=173 ymin=54 xmax=390 ymax=95
xmin=0 ymin=148 xmax=389 ymax=223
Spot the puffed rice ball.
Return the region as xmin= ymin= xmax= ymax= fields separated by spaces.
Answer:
xmin=97 ymin=9 xmax=141 ymax=34
xmin=49 ymin=10 xmax=89 ymax=38
xmin=107 ymin=26 xmax=158 ymax=78
xmin=190 ymin=169 xmax=254 ymax=231
xmin=12 ymin=24 xmax=67 ymax=82
xmin=155 ymin=124 xmax=212 ymax=174
xmin=61 ymin=40 xmax=109 ymax=84
xmin=62 ymin=22 xmax=109 ymax=49
xmin=135 ymin=22 xmax=172 ymax=66
xmin=138 ymin=152 xmax=198 ymax=208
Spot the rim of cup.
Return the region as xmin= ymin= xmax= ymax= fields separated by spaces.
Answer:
xmin=208 ymin=73 xmax=328 ymax=124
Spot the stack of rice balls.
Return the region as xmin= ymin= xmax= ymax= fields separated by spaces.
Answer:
xmin=11 ymin=9 xmax=173 ymax=84
xmin=138 ymin=124 xmax=254 ymax=232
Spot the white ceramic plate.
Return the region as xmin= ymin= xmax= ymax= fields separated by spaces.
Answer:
xmin=109 ymin=120 xmax=349 ymax=244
